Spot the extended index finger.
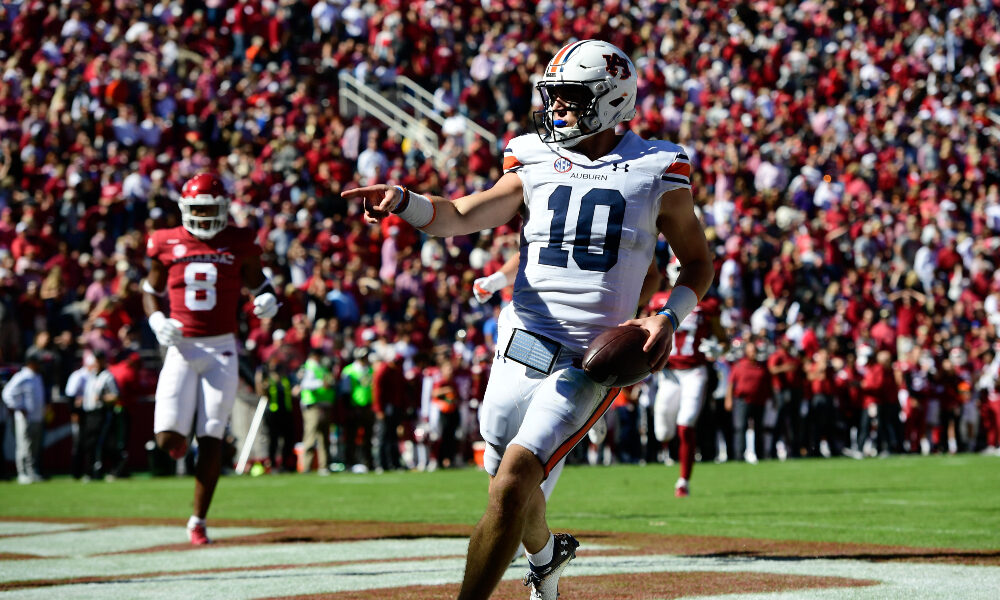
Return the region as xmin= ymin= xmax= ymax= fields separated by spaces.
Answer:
xmin=340 ymin=186 xmax=381 ymax=198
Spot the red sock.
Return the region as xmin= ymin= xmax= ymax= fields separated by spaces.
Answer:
xmin=678 ymin=425 xmax=696 ymax=480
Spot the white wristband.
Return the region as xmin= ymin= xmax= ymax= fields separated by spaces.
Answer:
xmin=482 ymin=270 xmax=509 ymax=292
xmin=662 ymin=285 xmax=698 ymax=325
xmin=141 ymin=279 xmax=165 ymax=297
xmin=392 ymin=187 xmax=435 ymax=228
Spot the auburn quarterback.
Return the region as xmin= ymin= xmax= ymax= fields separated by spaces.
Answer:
xmin=344 ymin=39 xmax=714 ymax=600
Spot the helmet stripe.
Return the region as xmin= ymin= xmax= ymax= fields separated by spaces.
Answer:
xmin=548 ymin=40 xmax=587 ymax=73
xmin=551 ymin=41 xmax=577 ymax=65
xmin=558 ymin=40 xmax=589 ymax=65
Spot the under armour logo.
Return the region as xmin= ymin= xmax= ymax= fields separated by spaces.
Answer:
xmin=612 ymin=162 xmax=629 ymax=172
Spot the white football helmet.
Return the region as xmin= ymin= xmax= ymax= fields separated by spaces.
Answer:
xmin=533 ymin=39 xmax=638 ymax=148
xmin=179 ymin=173 xmax=230 ymax=239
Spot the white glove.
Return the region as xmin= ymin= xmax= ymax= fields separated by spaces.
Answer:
xmin=473 ymin=271 xmax=509 ymax=304
xmin=149 ymin=311 xmax=184 ymax=346
xmin=253 ymin=292 xmax=279 ymax=319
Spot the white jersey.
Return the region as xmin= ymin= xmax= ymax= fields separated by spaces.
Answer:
xmin=502 ymin=131 xmax=691 ymax=353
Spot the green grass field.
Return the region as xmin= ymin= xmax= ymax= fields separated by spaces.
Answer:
xmin=4 ymin=454 xmax=998 ymax=550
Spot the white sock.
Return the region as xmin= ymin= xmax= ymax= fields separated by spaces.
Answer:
xmin=527 ymin=533 xmax=555 ymax=568
xmin=187 ymin=516 xmax=206 ymax=530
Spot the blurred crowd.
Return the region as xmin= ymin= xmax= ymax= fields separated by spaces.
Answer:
xmin=1 ymin=0 xmax=999 ymax=479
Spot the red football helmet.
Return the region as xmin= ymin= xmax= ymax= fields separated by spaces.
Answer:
xmin=179 ymin=173 xmax=231 ymax=239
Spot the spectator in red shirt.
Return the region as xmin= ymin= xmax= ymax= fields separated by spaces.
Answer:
xmin=246 ymin=318 xmax=275 ymax=364
xmin=105 ymin=351 xmax=149 ymax=478
xmin=372 ymin=349 xmax=409 ymax=471
xmin=281 ymin=313 xmax=312 ymax=363
xmin=763 ymin=260 xmax=793 ymax=301
xmin=831 ymin=349 xmax=863 ymax=456
xmin=888 ymin=288 xmax=927 ymax=356
xmin=869 ymin=308 xmax=897 ymax=354
xmin=859 ymin=350 xmax=901 ymax=456
xmin=766 ymin=335 xmax=802 ymax=460
xmin=804 ymin=346 xmax=836 ymax=458
xmin=726 ymin=337 xmax=771 ymax=463
xmin=936 ymin=355 xmax=966 ymax=455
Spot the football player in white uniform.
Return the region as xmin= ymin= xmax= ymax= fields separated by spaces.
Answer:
xmin=344 ymin=39 xmax=714 ymax=600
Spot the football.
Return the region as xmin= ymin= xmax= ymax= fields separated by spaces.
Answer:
xmin=581 ymin=325 xmax=652 ymax=386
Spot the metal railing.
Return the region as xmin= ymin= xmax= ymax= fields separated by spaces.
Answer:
xmin=337 ymin=71 xmax=446 ymax=166
xmin=394 ymin=75 xmax=499 ymax=150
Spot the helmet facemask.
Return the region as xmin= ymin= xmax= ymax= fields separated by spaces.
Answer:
xmin=533 ymin=80 xmax=612 ymax=148
xmin=180 ymin=196 xmax=230 ymax=239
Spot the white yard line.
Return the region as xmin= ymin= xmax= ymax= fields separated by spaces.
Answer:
xmin=0 ymin=522 xmax=86 ymax=537
xmin=0 ymin=526 xmax=271 ymax=557
xmin=1 ymin=529 xmax=998 ymax=599
xmin=0 ymin=536 xmax=469 ymax=583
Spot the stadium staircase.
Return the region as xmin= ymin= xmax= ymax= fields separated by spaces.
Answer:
xmin=337 ymin=72 xmax=497 ymax=167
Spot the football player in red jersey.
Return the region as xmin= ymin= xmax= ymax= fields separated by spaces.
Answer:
xmin=648 ymin=265 xmax=725 ymax=497
xmin=142 ymin=173 xmax=278 ymax=545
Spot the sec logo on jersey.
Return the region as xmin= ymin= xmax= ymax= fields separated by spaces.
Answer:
xmin=173 ymin=244 xmax=187 ymax=257
xmin=554 ymin=157 xmax=573 ymax=173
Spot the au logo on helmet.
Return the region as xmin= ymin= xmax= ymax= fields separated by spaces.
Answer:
xmin=603 ymin=54 xmax=631 ymax=79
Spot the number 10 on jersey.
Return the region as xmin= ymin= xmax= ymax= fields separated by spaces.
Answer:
xmin=538 ymin=185 xmax=626 ymax=273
